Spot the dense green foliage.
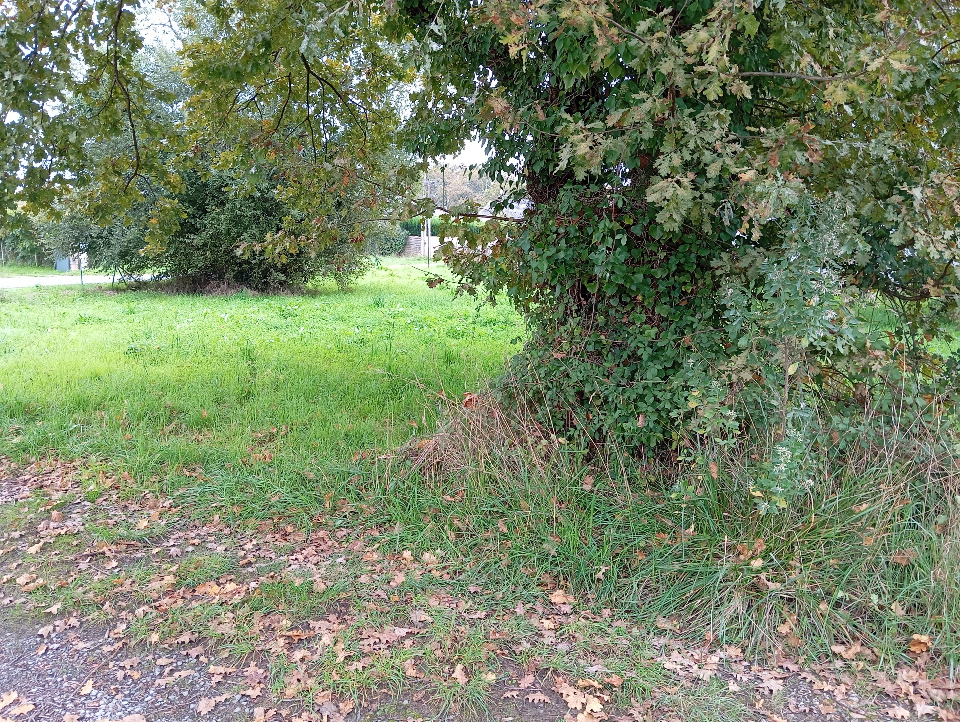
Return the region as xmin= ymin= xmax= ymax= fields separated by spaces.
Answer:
xmin=2 ymin=3 xmax=413 ymax=287
xmin=4 ymin=0 xmax=960 ymax=461
xmin=389 ymin=0 xmax=960 ymax=461
xmin=0 ymin=215 xmax=51 ymax=266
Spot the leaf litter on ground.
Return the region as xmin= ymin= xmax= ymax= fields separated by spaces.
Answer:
xmin=0 ymin=456 xmax=957 ymax=722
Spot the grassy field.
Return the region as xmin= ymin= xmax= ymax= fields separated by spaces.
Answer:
xmin=0 ymin=259 xmax=520 ymax=500
xmin=0 ymin=262 xmax=67 ymax=277
xmin=0 ymin=258 xmax=956 ymax=719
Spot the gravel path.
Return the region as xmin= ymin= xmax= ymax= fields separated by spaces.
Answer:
xmin=0 ymin=613 xmax=256 ymax=722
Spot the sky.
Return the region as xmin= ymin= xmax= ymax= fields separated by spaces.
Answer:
xmin=444 ymin=140 xmax=488 ymax=167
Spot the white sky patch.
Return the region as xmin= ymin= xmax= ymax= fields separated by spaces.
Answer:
xmin=442 ymin=139 xmax=488 ymax=167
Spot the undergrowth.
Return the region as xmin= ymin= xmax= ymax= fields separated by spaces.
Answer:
xmin=0 ymin=260 xmax=956 ymax=677
xmin=367 ymin=392 xmax=960 ymax=669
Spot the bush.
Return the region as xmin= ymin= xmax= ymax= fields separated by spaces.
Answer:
xmin=152 ymin=171 xmax=314 ymax=290
xmin=43 ymin=169 xmax=373 ymax=291
xmin=0 ymin=215 xmax=53 ymax=266
xmin=365 ymin=222 xmax=408 ymax=256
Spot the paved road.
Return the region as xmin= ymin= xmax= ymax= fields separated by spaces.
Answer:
xmin=0 ymin=274 xmax=116 ymax=289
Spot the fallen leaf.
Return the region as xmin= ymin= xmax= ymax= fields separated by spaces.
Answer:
xmin=451 ymin=664 xmax=469 ymax=685
xmin=502 ymin=690 xmax=520 ymax=699
xmin=891 ymin=548 xmax=918 ymax=566
xmin=549 ymin=589 xmax=575 ymax=605
xmin=518 ymin=674 xmax=535 ymax=689
xmin=77 ymin=679 xmax=93 ymax=696
xmin=909 ymin=634 xmax=932 ymax=654
xmin=402 ymin=658 xmax=424 ymax=679
xmin=883 ymin=707 xmax=911 ymax=720
xmin=525 ymin=692 xmax=553 ymax=705
xmin=155 ymin=657 xmax=175 ymax=666
xmin=0 ymin=692 xmax=17 ymax=711
xmin=197 ymin=698 xmax=219 ymax=715
xmin=9 ymin=703 xmax=35 ymax=715
xmin=554 ymin=679 xmax=588 ymax=710
xmin=409 ymin=609 xmax=432 ymax=625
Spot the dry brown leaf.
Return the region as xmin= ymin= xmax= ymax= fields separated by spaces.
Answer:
xmin=554 ymin=679 xmax=588 ymax=710
xmin=596 ymin=675 xmax=619 ymax=689
xmin=77 ymin=679 xmax=93 ymax=696
xmin=502 ymin=690 xmax=520 ymax=699
xmin=8 ymin=703 xmax=35 ymax=715
xmin=758 ymin=678 xmax=784 ymax=695
xmin=409 ymin=609 xmax=433 ymax=625
xmin=155 ymin=657 xmax=174 ymax=666
xmin=891 ymin=548 xmax=918 ymax=566
xmin=883 ymin=706 xmax=911 ymax=720
xmin=549 ymin=589 xmax=575 ymax=605
xmin=402 ymin=658 xmax=424 ymax=679
xmin=525 ymin=692 xmax=553 ymax=705
xmin=909 ymin=634 xmax=932 ymax=653
xmin=0 ymin=692 xmax=17 ymax=710
xmin=451 ymin=664 xmax=469 ymax=685
xmin=518 ymin=674 xmax=535 ymax=689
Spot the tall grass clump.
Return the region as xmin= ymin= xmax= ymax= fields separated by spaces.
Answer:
xmin=367 ymin=378 xmax=959 ymax=667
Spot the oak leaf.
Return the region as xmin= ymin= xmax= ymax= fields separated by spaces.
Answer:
xmin=525 ymin=692 xmax=553 ymax=705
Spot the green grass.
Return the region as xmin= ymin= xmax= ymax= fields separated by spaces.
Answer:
xmin=0 ymin=258 xmax=521 ymax=514
xmin=0 ymin=262 xmax=77 ymax=277
xmin=0 ymin=257 xmax=956 ymax=676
